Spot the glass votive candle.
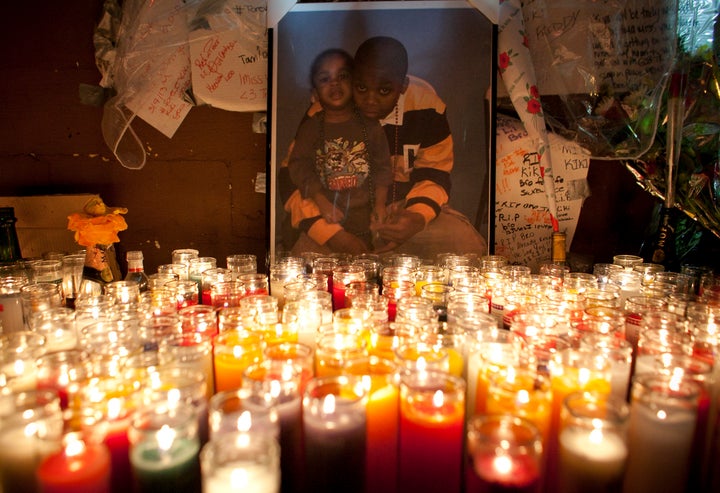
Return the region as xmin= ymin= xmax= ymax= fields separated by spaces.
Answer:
xmin=394 ymin=341 xmax=450 ymax=374
xmin=311 ymin=257 xmax=340 ymax=290
xmin=623 ymin=295 xmax=667 ymax=349
xmin=209 ymin=280 xmax=245 ymax=309
xmin=297 ymin=289 xmax=333 ymax=330
xmin=593 ymin=263 xmax=624 ymax=285
xmin=226 ymin=254 xmax=257 ymax=276
xmin=332 ymin=307 xmax=373 ymax=336
xmin=20 ymin=282 xmax=62 ymax=324
xmin=29 ymin=306 xmax=77 ymax=352
xmin=237 ymin=273 xmax=269 ymax=296
xmin=332 ymin=264 xmax=366 ymax=310
xmin=398 ymin=370 xmax=465 ymax=493
xmin=35 ymin=348 xmax=90 ymax=416
xmin=29 ymin=259 xmax=63 ymax=284
xmin=171 ymin=249 xmax=200 ymax=280
xmin=315 ymin=332 xmax=367 ymax=377
xmin=104 ymin=280 xmax=140 ymax=305
xmin=465 ymin=414 xmax=543 ymax=493
xmin=393 ymin=292 xmax=434 ymax=326
xmin=303 ymin=375 xmax=368 ymax=493
xmin=346 ymin=292 xmax=389 ymax=327
xmin=612 ymin=254 xmax=644 ymax=270
xmin=0 ymin=275 xmax=29 ymax=333
xmin=421 ymin=283 xmax=455 ymax=322
xmin=157 ymin=263 xmax=187 ymax=281
xmin=0 ymin=330 xmax=47 ymax=392
xmin=558 ymin=392 xmax=629 ymax=493
xmin=200 ymin=432 xmax=280 ymax=493
xmin=623 ymin=373 xmax=702 ymax=493
xmin=0 ymin=389 xmax=64 ymax=493
xmin=344 ymin=280 xmax=379 ymax=307
xmin=200 ymin=268 xmax=233 ymax=306
xmin=128 ymin=405 xmax=201 ymax=493
xmin=282 ymin=279 xmax=318 ymax=305
xmin=281 ymin=299 xmax=323 ymax=348
xmin=158 ymin=332 xmax=215 ymax=399
xmin=268 ymin=259 xmax=305 ymax=308
xmin=263 ymin=342 xmax=315 ymax=389
xmin=207 ymin=388 xmax=279 ymax=440
xmin=413 ymin=265 xmax=447 ymax=295
xmin=480 ymin=254 xmax=508 ymax=272
xmin=188 ymin=257 xmax=217 ymax=298
xmin=178 ymin=304 xmax=218 ymax=337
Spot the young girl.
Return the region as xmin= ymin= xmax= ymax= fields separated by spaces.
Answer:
xmin=287 ymin=48 xmax=392 ymax=252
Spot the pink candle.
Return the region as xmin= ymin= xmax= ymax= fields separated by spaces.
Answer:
xmin=398 ymin=371 xmax=465 ymax=493
xmin=37 ymin=434 xmax=111 ymax=493
xmin=465 ymin=415 xmax=543 ymax=493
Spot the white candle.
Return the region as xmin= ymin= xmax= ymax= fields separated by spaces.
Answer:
xmin=623 ymin=377 xmax=699 ymax=493
xmin=204 ymin=463 xmax=280 ymax=493
xmin=559 ymin=426 xmax=627 ymax=492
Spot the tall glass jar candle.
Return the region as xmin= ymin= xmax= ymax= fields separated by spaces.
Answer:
xmin=303 ymin=375 xmax=368 ymax=493
xmin=623 ymin=373 xmax=701 ymax=493
xmin=558 ymin=392 xmax=629 ymax=493
xmin=398 ymin=370 xmax=465 ymax=493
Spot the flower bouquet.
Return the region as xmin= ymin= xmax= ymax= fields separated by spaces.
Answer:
xmin=67 ymin=197 xmax=128 ymax=282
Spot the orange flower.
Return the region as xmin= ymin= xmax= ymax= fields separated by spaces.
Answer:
xmin=67 ymin=212 xmax=128 ymax=247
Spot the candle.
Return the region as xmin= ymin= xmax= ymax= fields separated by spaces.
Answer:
xmin=129 ymin=406 xmax=201 ymax=493
xmin=558 ymin=392 xmax=629 ymax=493
xmin=242 ymin=360 xmax=304 ymax=493
xmin=201 ymin=432 xmax=280 ymax=493
xmin=623 ymin=373 xmax=701 ymax=493
xmin=0 ymin=390 xmax=64 ymax=493
xmin=158 ymin=332 xmax=216 ymax=399
xmin=398 ymin=370 xmax=465 ymax=493
xmin=546 ymin=349 xmax=611 ymax=493
xmin=348 ymin=357 xmax=400 ymax=493
xmin=303 ymin=375 xmax=368 ymax=493
xmin=465 ymin=414 xmax=542 ymax=493
xmin=80 ymin=376 xmax=138 ymax=493
xmin=486 ymin=366 xmax=552 ymax=443
xmin=37 ymin=433 xmax=111 ymax=493
xmin=213 ymin=330 xmax=264 ymax=392
xmin=331 ymin=264 xmax=365 ymax=310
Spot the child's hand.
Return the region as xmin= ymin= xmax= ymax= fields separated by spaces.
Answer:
xmin=316 ymin=195 xmax=345 ymax=223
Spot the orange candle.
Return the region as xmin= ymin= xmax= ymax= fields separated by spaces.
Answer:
xmin=213 ymin=330 xmax=263 ymax=392
xmin=348 ymin=357 xmax=400 ymax=493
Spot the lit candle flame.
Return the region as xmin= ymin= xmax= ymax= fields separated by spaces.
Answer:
xmin=578 ymin=367 xmax=590 ymax=387
xmin=432 ymin=390 xmax=444 ymax=408
xmin=156 ymin=424 xmax=176 ymax=452
xmin=322 ymin=394 xmax=336 ymax=414
xmin=237 ymin=410 xmax=252 ymax=432
xmin=230 ymin=469 xmax=250 ymax=488
xmin=493 ymin=455 xmax=512 ymax=476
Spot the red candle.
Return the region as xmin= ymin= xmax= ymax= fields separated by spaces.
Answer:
xmin=398 ymin=371 xmax=465 ymax=493
xmin=37 ymin=434 xmax=111 ymax=493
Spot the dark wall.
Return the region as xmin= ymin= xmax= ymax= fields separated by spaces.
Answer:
xmin=0 ymin=1 xmax=268 ymax=274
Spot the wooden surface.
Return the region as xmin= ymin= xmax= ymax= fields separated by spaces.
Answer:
xmin=0 ymin=1 xmax=269 ymax=273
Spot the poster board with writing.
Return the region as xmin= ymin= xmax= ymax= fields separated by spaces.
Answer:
xmin=494 ymin=114 xmax=591 ymax=272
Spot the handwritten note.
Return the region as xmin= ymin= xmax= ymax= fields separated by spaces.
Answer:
xmin=189 ymin=1 xmax=268 ymax=112
xmin=122 ymin=0 xmax=193 ymax=138
xmin=495 ymin=114 xmax=591 ymax=271
xmin=521 ymin=0 xmax=674 ymax=95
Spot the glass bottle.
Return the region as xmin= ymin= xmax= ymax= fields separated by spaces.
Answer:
xmin=0 ymin=207 xmax=22 ymax=264
xmin=125 ymin=250 xmax=149 ymax=292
